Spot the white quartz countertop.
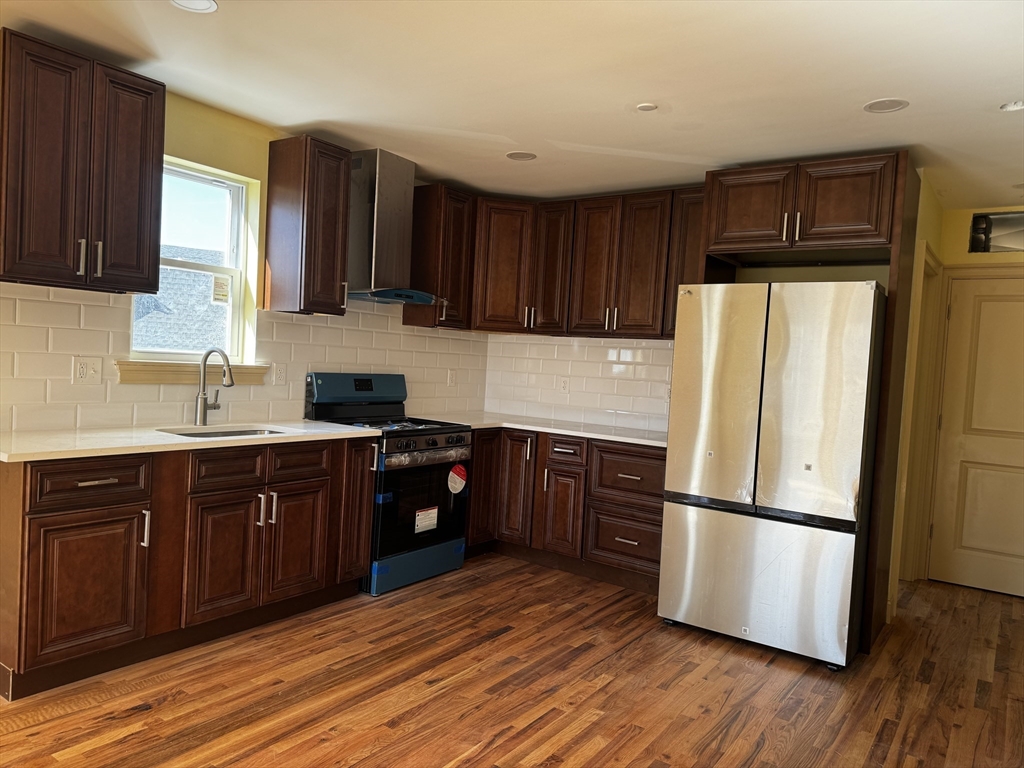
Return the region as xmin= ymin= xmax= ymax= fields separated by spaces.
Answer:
xmin=0 ymin=421 xmax=381 ymax=463
xmin=415 ymin=411 xmax=668 ymax=448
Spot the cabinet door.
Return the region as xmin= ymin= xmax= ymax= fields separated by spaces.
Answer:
xmin=339 ymin=439 xmax=376 ymax=582
xmin=530 ymin=201 xmax=574 ymax=334
xmin=262 ymin=479 xmax=329 ymax=603
xmin=466 ymin=429 xmax=501 ymax=545
xmin=472 ymin=198 xmax=535 ymax=332
xmin=613 ymin=190 xmax=672 ymax=337
xmin=23 ymin=505 xmax=147 ymax=670
xmin=1 ymin=30 xmax=91 ymax=288
xmin=303 ymin=137 xmax=351 ymax=314
xmin=794 ymin=155 xmax=896 ymax=247
xmin=88 ymin=64 xmax=164 ymax=293
xmin=663 ymin=187 xmax=705 ymax=337
xmin=497 ymin=430 xmax=537 ymax=546
xmin=439 ymin=187 xmax=475 ymax=329
xmin=532 ymin=461 xmax=586 ymax=558
xmin=706 ymin=165 xmax=796 ymax=252
xmin=183 ymin=490 xmax=263 ymax=626
xmin=583 ymin=499 xmax=663 ymax=576
xmin=568 ymin=197 xmax=621 ymax=335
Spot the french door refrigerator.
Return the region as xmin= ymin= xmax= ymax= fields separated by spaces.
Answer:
xmin=658 ymin=281 xmax=885 ymax=667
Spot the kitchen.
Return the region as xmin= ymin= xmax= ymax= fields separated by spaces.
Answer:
xmin=0 ymin=0 xmax=1019 ymax=765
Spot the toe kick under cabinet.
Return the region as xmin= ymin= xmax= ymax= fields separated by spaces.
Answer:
xmin=0 ymin=437 xmax=376 ymax=700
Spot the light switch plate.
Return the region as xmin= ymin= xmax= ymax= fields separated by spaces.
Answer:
xmin=72 ymin=356 xmax=102 ymax=385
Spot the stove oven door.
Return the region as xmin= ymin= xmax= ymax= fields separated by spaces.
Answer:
xmin=373 ymin=447 xmax=471 ymax=559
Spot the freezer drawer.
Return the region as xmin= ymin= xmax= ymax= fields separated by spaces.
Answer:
xmin=658 ymin=501 xmax=855 ymax=665
xmin=756 ymin=281 xmax=883 ymax=522
xmin=666 ymin=283 xmax=769 ymax=505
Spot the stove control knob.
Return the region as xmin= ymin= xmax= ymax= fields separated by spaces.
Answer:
xmin=446 ymin=434 xmax=456 ymax=445
xmin=457 ymin=435 xmax=466 ymax=444
xmin=426 ymin=437 xmax=438 ymax=447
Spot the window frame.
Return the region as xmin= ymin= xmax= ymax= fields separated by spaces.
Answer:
xmin=131 ymin=162 xmax=249 ymax=364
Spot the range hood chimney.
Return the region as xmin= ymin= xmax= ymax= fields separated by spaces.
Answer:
xmin=347 ymin=149 xmax=436 ymax=304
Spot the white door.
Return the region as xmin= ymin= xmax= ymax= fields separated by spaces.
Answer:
xmin=929 ymin=276 xmax=1024 ymax=596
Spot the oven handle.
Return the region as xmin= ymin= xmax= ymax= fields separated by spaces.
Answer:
xmin=381 ymin=446 xmax=472 ymax=470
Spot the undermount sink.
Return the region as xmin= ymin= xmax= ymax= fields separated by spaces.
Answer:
xmin=157 ymin=427 xmax=283 ymax=439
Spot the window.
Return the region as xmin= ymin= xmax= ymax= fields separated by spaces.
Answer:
xmin=131 ymin=163 xmax=247 ymax=361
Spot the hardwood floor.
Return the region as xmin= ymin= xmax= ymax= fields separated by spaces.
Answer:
xmin=1 ymin=553 xmax=1021 ymax=767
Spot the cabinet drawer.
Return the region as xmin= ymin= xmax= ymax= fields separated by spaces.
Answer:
xmin=190 ymin=446 xmax=268 ymax=493
xmin=27 ymin=456 xmax=152 ymax=514
xmin=584 ymin=501 xmax=662 ymax=576
xmin=268 ymin=441 xmax=330 ymax=483
xmin=588 ymin=441 xmax=666 ymax=506
xmin=544 ymin=434 xmax=587 ymax=465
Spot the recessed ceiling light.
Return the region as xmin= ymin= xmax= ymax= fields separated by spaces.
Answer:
xmin=506 ymin=152 xmax=537 ymax=161
xmin=171 ymin=0 xmax=218 ymax=13
xmin=1000 ymin=101 xmax=1024 ymax=112
xmin=863 ymin=98 xmax=910 ymax=114
xmin=636 ymin=103 xmax=658 ymax=112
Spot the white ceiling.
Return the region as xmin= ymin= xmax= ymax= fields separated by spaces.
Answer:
xmin=2 ymin=0 xmax=1022 ymax=208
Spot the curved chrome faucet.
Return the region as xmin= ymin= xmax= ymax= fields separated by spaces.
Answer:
xmin=195 ymin=347 xmax=235 ymax=426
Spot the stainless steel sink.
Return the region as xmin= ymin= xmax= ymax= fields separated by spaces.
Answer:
xmin=157 ymin=427 xmax=283 ymax=439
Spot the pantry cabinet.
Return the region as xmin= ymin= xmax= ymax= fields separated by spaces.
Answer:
xmin=0 ymin=29 xmax=165 ymax=294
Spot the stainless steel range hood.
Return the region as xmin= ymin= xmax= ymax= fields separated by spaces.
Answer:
xmin=347 ymin=148 xmax=436 ymax=304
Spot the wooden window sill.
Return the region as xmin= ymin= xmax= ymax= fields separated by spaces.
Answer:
xmin=115 ymin=360 xmax=270 ymax=386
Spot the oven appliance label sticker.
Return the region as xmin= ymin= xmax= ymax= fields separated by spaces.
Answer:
xmin=448 ymin=464 xmax=468 ymax=494
xmin=415 ymin=506 xmax=439 ymax=533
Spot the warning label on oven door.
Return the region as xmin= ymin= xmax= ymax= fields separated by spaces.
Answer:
xmin=415 ymin=506 xmax=439 ymax=533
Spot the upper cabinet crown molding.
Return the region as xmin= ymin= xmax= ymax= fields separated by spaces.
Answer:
xmin=266 ymin=134 xmax=352 ymax=315
xmin=0 ymin=29 xmax=165 ymax=294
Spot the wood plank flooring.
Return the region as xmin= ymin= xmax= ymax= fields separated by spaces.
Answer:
xmin=1 ymin=553 xmax=1021 ymax=767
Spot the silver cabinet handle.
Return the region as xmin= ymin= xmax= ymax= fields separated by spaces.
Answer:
xmin=141 ymin=509 xmax=151 ymax=548
xmin=612 ymin=307 xmax=619 ymax=331
xmin=523 ymin=305 xmax=529 ymax=328
xmin=604 ymin=308 xmax=610 ymax=331
xmin=530 ymin=307 xmax=536 ymax=329
xmin=552 ymin=447 xmax=575 ymax=454
xmin=782 ymin=212 xmax=789 ymax=241
xmin=341 ymin=281 xmax=349 ymax=310
xmin=525 ymin=437 xmax=531 ymax=461
xmin=77 ymin=239 xmax=87 ymax=275
xmin=543 ymin=468 xmax=549 ymax=491
xmin=257 ymin=493 xmax=267 ymax=526
xmin=94 ymin=241 xmax=103 ymax=278
xmin=440 ymin=299 xmax=448 ymax=322
xmin=614 ymin=536 xmax=639 ymax=546
xmin=269 ymin=492 xmax=278 ymax=524
xmin=617 ymin=473 xmax=642 ymax=481
xmin=795 ymin=211 xmax=802 ymax=242
xmin=371 ymin=443 xmax=379 ymax=472
xmin=76 ymin=477 xmax=118 ymax=487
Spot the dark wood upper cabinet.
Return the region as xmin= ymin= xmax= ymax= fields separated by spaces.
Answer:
xmin=261 ymin=479 xmax=329 ymax=604
xmin=266 ymin=134 xmax=351 ymax=315
xmin=407 ymin=184 xmax=475 ymax=329
xmin=0 ymin=29 xmax=164 ymax=293
xmin=467 ymin=429 xmax=501 ymax=546
xmin=530 ymin=201 xmax=574 ymax=334
xmin=87 ymin=64 xmax=164 ymax=293
xmin=705 ymin=164 xmax=797 ymax=252
xmin=568 ymin=196 xmax=621 ymax=335
xmin=497 ymin=430 xmax=537 ymax=546
xmin=793 ymin=155 xmax=895 ymax=247
xmin=22 ymin=505 xmax=148 ymax=671
xmin=531 ymin=458 xmax=586 ymax=558
xmin=663 ymin=186 xmax=705 ymax=337
xmin=338 ymin=439 xmax=375 ymax=582
xmin=613 ymin=190 xmax=672 ymax=337
xmin=472 ymin=198 xmax=535 ymax=332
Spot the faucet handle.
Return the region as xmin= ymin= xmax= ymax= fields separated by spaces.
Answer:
xmin=209 ymin=389 xmax=222 ymax=411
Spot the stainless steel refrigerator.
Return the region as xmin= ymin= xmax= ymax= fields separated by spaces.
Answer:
xmin=658 ymin=281 xmax=885 ymax=667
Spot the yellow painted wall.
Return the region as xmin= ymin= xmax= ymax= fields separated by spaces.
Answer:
xmin=939 ymin=205 xmax=1024 ymax=266
xmin=916 ymin=170 xmax=944 ymax=253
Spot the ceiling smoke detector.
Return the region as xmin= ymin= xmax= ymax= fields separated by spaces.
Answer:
xmin=636 ymin=103 xmax=659 ymax=112
xmin=171 ymin=0 xmax=219 ymax=13
xmin=1000 ymin=101 xmax=1024 ymax=112
xmin=506 ymin=151 xmax=537 ymax=161
xmin=863 ymin=98 xmax=910 ymax=114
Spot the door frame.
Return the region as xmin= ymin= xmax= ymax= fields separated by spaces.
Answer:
xmin=917 ymin=262 xmax=1024 ymax=593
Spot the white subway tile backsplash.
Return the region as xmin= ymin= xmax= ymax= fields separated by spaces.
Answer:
xmin=0 ymin=325 xmax=49 ymax=352
xmin=18 ymin=299 xmax=81 ymax=328
xmin=50 ymin=328 xmax=109 ymax=355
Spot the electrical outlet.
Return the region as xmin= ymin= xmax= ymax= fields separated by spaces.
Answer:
xmin=273 ymin=363 xmax=287 ymax=386
xmin=558 ymin=376 xmax=570 ymax=394
xmin=72 ymin=356 xmax=101 ymax=385
xmin=666 ymin=386 xmax=672 ymax=401
xmin=447 ymin=368 xmax=457 ymax=387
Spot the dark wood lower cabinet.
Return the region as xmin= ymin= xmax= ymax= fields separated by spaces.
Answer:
xmin=23 ymin=505 xmax=148 ymax=671
xmin=583 ymin=500 xmax=662 ymax=576
xmin=531 ymin=462 xmax=586 ymax=558
xmin=262 ymin=479 xmax=329 ymax=604
xmin=497 ymin=430 xmax=536 ymax=546
xmin=338 ymin=439 xmax=375 ymax=582
xmin=467 ymin=429 xmax=502 ymax=545
xmin=183 ymin=490 xmax=263 ymax=627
